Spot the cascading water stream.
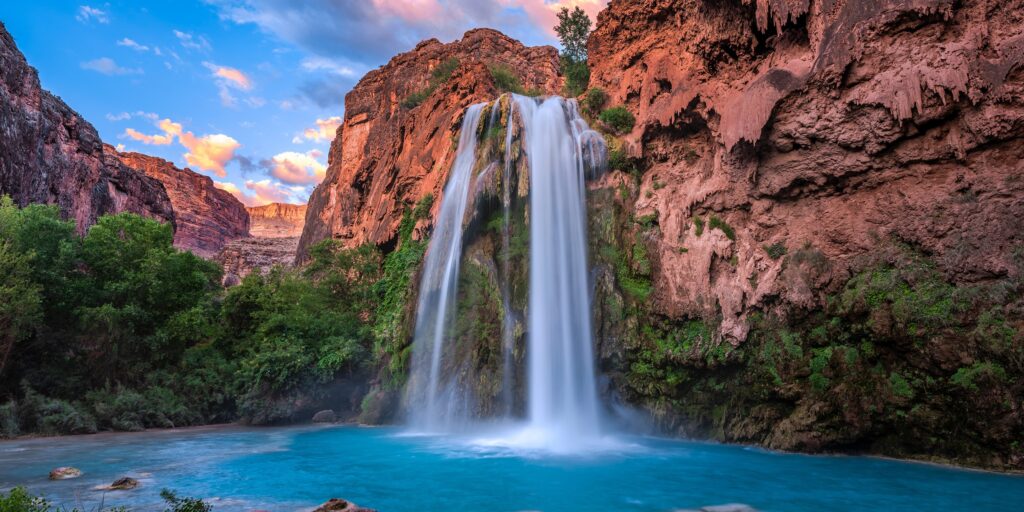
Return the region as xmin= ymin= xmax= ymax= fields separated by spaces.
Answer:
xmin=408 ymin=104 xmax=485 ymax=431
xmin=408 ymin=95 xmax=607 ymax=450
xmin=514 ymin=95 xmax=602 ymax=447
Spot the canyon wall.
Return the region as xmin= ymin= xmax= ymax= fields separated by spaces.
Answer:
xmin=582 ymin=0 xmax=1024 ymax=468
xmin=0 ymin=22 xmax=174 ymax=231
xmin=218 ymin=203 xmax=305 ymax=285
xmin=296 ymin=28 xmax=562 ymax=261
xmin=248 ymin=202 xmax=306 ymax=238
xmin=114 ymin=149 xmax=250 ymax=258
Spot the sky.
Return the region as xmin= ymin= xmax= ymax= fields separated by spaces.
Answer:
xmin=0 ymin=1 xmax=607 ymax=207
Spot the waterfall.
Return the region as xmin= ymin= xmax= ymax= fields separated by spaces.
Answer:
xmin=408 ymin=104 xmax=486 ymax=431
xmin=408 ymin=95 xmax=607 ymax=450
xmin=515 ymin=95 xmax=602 ymax=447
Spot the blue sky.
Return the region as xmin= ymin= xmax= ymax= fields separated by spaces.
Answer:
xmin=0 ymin=1 xmax=606 ymax=206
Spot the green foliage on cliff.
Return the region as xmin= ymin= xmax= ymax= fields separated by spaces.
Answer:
xmin=488 ymin=64 xmax=524 ymax=94
xmin=707 ymin=215 xmax=735 ymax=241
xmin=584 ymin=87 xmax=608 ymax=113
xmin=373 ymin=195 xmax=433 ymax=386
xmin=599 ymin=106 xmax=636 ymax=133
xmin=402 ymin=58 xmax=461 ymax=109
xmin=604 ymin=236 xmax=1024 ymax=467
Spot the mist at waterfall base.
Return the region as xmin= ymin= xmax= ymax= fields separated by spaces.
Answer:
xmin=404 ymin=94 xmax=616 ymax=452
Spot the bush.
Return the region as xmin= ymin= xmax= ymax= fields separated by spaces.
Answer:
xmin=584 ymin=88 xmax=608 ymax=113
xmin=488 ymin=64 xmax=524 ymax=94
xmin=764 ymin=242 xmax=788 ymax=260
xmin=402 ymin=58 xmax=461 ymax=109
xmin=600 ymin=106 xmax=635 ymax=133
xmin=562 ymin=59 xmax=590 ymax=98
xmin=708 ymin=215 xmax=736 ymax=241
xmin=161 ymin=489 xmax=212 ymax=512
xmin=0 ymin=401 xmax=17 ymax=438
xmin=19 ymin=387 xmax=96 ymax=435
xmin=0 ymin=487 xmax=49 ymax=512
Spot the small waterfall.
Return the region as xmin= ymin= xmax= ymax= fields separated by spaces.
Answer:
xmin=407 ymin=95 xmax=607 ymax=450
xmin=408 ymin=104 xmax=486 ymax=431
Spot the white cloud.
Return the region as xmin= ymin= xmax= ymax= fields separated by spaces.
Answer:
xmin=106 ymin=112 xmax=131 ymax=121
xmin=117 ymin=38 xmax=149 ymax=52
xmin=76 ymin=5 xmax=109 ymax=24
xmin=80 ymin=57 xmax=143 ymax=76
xmin=173 ymin=29 xmax=211 ymax=51
xmin=300 ymin=56 xmax=356 ymax=77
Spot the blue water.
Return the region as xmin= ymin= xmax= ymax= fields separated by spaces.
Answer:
xmin=2 ymin=425 xmax=1023 ymax=511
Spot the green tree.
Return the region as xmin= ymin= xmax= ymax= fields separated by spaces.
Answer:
xmin=556 ymin=6 xmax=593 ymax=97
xmin=0 ymin=241 xmax=41 ymax=375
xmin=555 ymin=6 xmax=592 ymax=63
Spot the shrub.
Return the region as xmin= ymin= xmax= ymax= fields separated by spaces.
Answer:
xmin=161 ymin=489 xmax=212 ymax=512
xmin=708 ymin=215 xmax=736 ymax=241
xmin=950 ymin=362 xmax=1007 ymax=392
xmin=889 ymin=372 xmax=915 ymax=399
xmin=600 ymin=106 xmax=636 ymax=133
xmin=694 ymin=217 xmax=705 ymax=236
xmin=0 ymin=401 xmax=17 ymax=438
xmin=584 ymin=87 xmax=607 ymax=113
xmin=402 ymin=58 xmax=461 ymax=109
xmin=400 ymin=89 xmax=432 ymax=109
xmin=562 ymin=59 xmax=590 ymax=97
xmin=19 ymin=387 xmax=96 ymax=435
xmin=488 ymin=64 xmax=524 ymax=94
xmin=0 ymin=487 xmax=49 ymax=512
xmin=764 ymin=242 xmax=788 ymax=260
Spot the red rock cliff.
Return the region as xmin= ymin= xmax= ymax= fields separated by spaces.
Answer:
xmin=248 ymin=202 xmax=306 ymax=238
xmin=0 ymin=22 xmax=174 ymax=231
xmin=296 ymin=28 xmax=562 ymax=261
xmin=587 ymin=0 xmax=1024 ymax=341
xmin=114 ymin=149 xmax=250 ymax=258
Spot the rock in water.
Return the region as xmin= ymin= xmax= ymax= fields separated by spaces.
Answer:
xmin=312 ymin=410 xmax=338 ymax=423
xmin=313 ymin=498 xmax=377 ymax=512
xmin=49 ymin=467 xmax=82 ymax=480
xmin=96 ymin=477 xmax=139 ymax=491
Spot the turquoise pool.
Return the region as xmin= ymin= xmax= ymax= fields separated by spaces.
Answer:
xmin=2 ymin=425 xmax=1022 ymax=511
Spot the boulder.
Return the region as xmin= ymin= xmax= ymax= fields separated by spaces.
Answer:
xmin=312 ymin=410 xmax=338 ymax=423
xmin=48 ymin=467 xmax=82 ymax=480
xmin=312 ymin=498 xmax=377 ymax=512
xmin=95 ymin=477 xmax=139 ymax=491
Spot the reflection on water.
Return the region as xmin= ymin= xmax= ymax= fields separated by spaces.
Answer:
xmin=2 ymin=425 xmax=1023 ymax=511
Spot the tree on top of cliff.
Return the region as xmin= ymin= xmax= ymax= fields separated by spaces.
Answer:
xmin=555 ymin=7 xmax=592 ymax=97
xmin=555 ymin=6 xmax=591 ymax=63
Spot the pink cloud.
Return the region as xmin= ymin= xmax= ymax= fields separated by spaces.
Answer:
xmin=121 ymin=117 xmax=239 ymax=177
xmin=266 ymin=151 xmax=327 ymax=185
xmin=302 ymin=116 xmax=342 ymax=142
xmin=502 ymin=0 xmax=607 ymax=36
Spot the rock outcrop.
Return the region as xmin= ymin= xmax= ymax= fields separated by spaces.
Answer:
xmin=587 ymin=0 xmax=1024 ymax=341
xmin=247 ymin=202 xmax=306 ymax=238
xmin=0 ymin=22 xmax=174 ymax=232
xmin=296 ymin=28 xmax=562 ymax=261
xmin=582 ymin=0 xmax=1024 ymax=468
xmin=216 ymin=202 xmax=305 ymax=285
xmin=114 ymin=149 xmax=249 ymax=258
xmin=216 ymin=236 xmax=299 ymax=286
